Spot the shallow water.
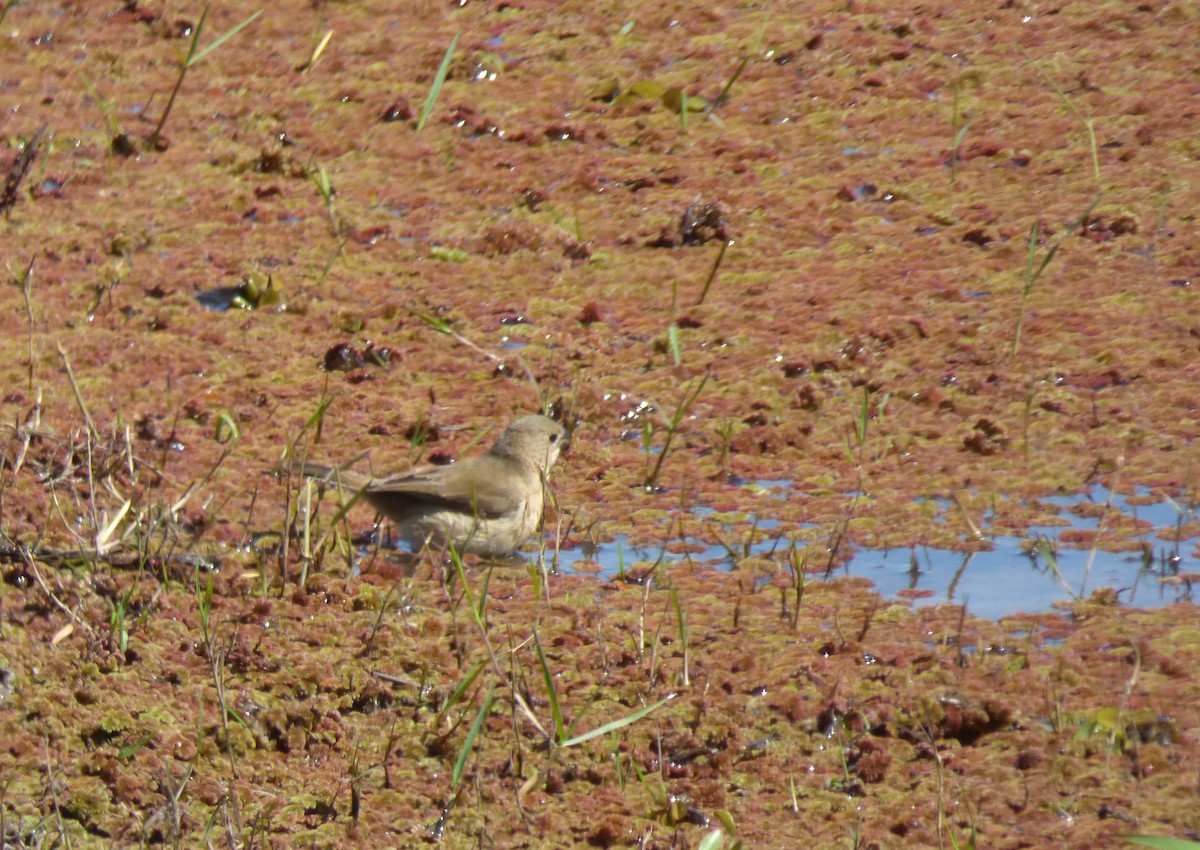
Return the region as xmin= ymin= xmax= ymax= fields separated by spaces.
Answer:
xmin=554 ymin=484 xmax=1196 ymax=618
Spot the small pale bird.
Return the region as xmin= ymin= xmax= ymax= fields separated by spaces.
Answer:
xmin=292 ymin=414 xmax=566 ymax=557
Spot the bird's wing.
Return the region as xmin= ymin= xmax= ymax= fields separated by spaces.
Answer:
xmin=366 ymin=456 xmax=526 ymax=518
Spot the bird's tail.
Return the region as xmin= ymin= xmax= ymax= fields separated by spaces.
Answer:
xmin=290 ymin=461 xmax=371 ymax=491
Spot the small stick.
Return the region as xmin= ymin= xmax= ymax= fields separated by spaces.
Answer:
xmin=56 ymin=343 xmax=98 ymax=441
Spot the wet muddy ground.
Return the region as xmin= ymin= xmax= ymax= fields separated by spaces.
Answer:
xmin=0 ymin=1 xmax=1197 ymax=847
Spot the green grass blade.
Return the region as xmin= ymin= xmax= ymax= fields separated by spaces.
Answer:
xmin=184 ymin=4 xmax=211 ymax=65
xmin=670 ymin=588 xmax=689 ymax=685
xmin=0 ymin=1 xmax=18 ymax=30
xmin=405 ymin=305 xmax=454 ymax=334
xmin=674 ymin=371 xmax=710 ymax=427
xmin=191 ymin=9 xmax=264 ymax=65
xmin=300 ymin=393 xmax=333 ymax=431
xmin=451 ymin=545 xmax=484 ymax=627
xmin=416 ymin=32 xmax=460 ymax=132
xmin=712 ymin=56 xmax=749 ymax=110
xmin=451 ymin=678 xmax=494 ymax=788
xmin=1075 ymin=193 xmax=1104 ymax=231
xmin=477 ymin=562 xmax=493 ymax=619
xmin=1025 ymin=219 xmax=1039 ymax=281
xmin=560 ymin=693 xmax=675 ymax=747
xmin=855 ymin=385 xmax=869 ymax=447
xmin=434 ymin=659 xmax=487 ymax=721
xmin=1033 ymin=241 xmax=1061 ymax=281
xmin=629 ymin=755 xmax=667 ymax=806
xmin=214 ymin=411 xmax=240 ymax=444
xmin=1022 ymin=50 xmax=1100 ymax=181
xmin=644 ymin=372 xmax=711 ymax=489
xmin=951 ymin=121 xmax=970 ymax=156
xmin=533 ymin=626 xmax=564 ymax=742
xmin=1122 ymin=839 xmax=1200 ymax=850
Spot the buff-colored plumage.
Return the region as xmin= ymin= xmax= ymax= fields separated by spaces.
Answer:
xmin=293 ymin=415 xmax=565 ymax=556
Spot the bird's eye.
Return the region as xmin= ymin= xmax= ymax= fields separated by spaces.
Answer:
xmin=549 ymin=433 xmax=560 ymax=443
